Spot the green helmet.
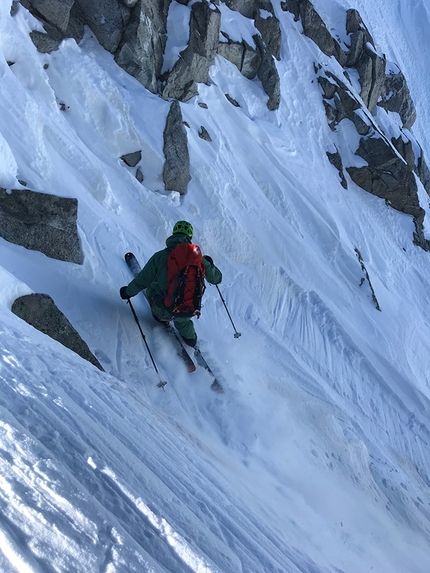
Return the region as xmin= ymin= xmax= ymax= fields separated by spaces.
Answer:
xmin=173 ymin=220 xmax=193 ymax=238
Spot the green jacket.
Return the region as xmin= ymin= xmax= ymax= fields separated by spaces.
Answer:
xmin=125 ymin=234 xmax=222 ymax=303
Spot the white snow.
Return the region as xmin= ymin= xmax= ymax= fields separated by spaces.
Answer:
xmin=1 ymin=0 xmax=430 ymax=572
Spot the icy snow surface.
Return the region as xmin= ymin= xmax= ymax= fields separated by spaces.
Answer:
xmin=0 ymin=0 xmax=430 ymax=572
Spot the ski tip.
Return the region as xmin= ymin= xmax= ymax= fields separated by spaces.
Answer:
xmin=125 ymin=252 xmax=133 ymax=260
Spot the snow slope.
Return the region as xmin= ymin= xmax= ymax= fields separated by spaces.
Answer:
xmin=0 ymin=1 xmax=430 ymax=572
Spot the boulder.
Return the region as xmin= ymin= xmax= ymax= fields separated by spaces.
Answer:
xmin=255 ymin=35 xmax=280 ymax=110
xmin=162 ymin=1 xmax=221 ymax=101
xmin=417 ymin=151 xmax=430 ymax=196
xmin=120 ymin=150 xmax=142 ymax=167
xmin=318 ymin=70 xmax=370 ymax=135
xmin=162 ymin=101 xmax=191 ymax=193
xmin=327 ymin=149 xmax=347 ymax=189
xmin=218 ymin=38 xmax=261 ymax=79
xmin=346 ymin=136 xmax=429 ymax=249
xmin=75 ymin=0 xmax=131 ymax=53
xmin=30 ymin=30 xmax=62 ymax=53
xmin=12 ymin=294 xmax=103 ymax=370
xmin=21 ymin=0 xmax=85 ymax=50
xmin=135 ymin=167 xmax=144 ymax=182
xmin=23 ymin=0 xmax=75 ymax=33
xmin=281 ymin=0 xmax=347 ymax=66
xmin=379 ymin=68 xmax=416 ymax=129
xmin=391 ymin=136 xmax=415 ymax=168
xmin=344 ymin=8 xmax=374 ymax=67
xmin=198 ymin=126 xmax=212 ymax=141
xmin=11 ymin=1 xmax=20 ymax=16
xmin=115 ymin=0 xmax=171 ymax=94
xmin=254 ymin=8 xmax=282 ymax=60
xmin=225 ymin=93 xmax=240 ymax=106
xmin=355 ymin=43 xmax=386 ymax=112
xmin=0 ymin=188 xmax=82 ymax=264
xmin=222 ymin=0 xmax=261 ymax=19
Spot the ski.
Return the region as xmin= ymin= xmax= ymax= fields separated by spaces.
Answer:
xmin=125 ymin=252 xmax=196 ymax=373
xmin=161 ymin=321 xmax=197 ymax=373
xmin=194 ymin=349 xmax=224 ymax=394
xmin=124 ymin=252 xmax=224 ymax=393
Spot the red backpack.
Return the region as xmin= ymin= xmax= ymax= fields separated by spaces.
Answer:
xmin=164 ymin=243 xmax=206 ymax=317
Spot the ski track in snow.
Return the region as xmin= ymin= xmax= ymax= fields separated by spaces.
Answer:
xmin=0 ymin=1 xmax=429 ymax=572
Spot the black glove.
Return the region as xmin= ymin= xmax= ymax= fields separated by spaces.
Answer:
xmin=120 ymin=286 xmax=130 ymax=300
xmin=203 ymin=255 xmax=213 ymax=265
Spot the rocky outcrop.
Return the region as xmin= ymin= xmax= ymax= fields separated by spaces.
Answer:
xmin=74 ymin=0 xmax=130 ymax=53
xmin=344 ymin=9 xmax=374 ymax=66
xmin=355 ymin=43 xmax=386 ymax=112
xmin=217 ymin=37 xmax=262 ymax=79
xmin=12 ymin=294 xmax=103 ymax=370
xmin=162 ymin=101 xmax=191 ymax=194
xmin=326 ymin=149 xmax=347 ymax=189
xmin=379 ymin=67 xmax=417 ymax=129
xmin=318 ymin=69 xmax=370 ymax=135
xmin=289 ymin=2 xmax=428 ymax=248
xmin=115 ymin=0 xmax=171 ymax=94
xmin=120 ymin=150 xmax=142 ymax=167
xmin=254 ymin=6 xmax=282 ymax=61
xmin=21 ymin=0 xmax=85 ymax=49
xmin=282 ymin=3 xmax=387 ymax=113
xmin=0 ymin=188 xmax=82 ymax=263
xmin=222 ymin=0 xmax=262 ymax=19
xmin=281 ymin=0 xmax=347 ymax=65
xmin=346 ymin=136 xmax=429 ymax=249
xmin=20 ymin=0 xmax=282 ymax=110
xmin=162 ymin=1 xmax=221 ymax=101
xmin=254 ymin=35 xmax=280 ymax=111
xmin=218 ymin=33 xmax=281 ymax=111
xmin=22 ymin=0 xmax=75 ymax=32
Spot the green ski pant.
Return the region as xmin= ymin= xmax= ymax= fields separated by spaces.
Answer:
xmin=149 ymin=294 xmax=196 ymax=340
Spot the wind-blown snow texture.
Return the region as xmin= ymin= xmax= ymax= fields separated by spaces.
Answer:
xmin=0 ymin=1 xmax=430 ymax=572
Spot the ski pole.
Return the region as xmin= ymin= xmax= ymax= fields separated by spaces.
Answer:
xmin=216 ymin=285 xmax=242 ymax=338
xmin=126 ymin=298 xmax=167 ymax=389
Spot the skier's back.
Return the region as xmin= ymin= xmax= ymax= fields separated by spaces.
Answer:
xmin=120 ymin=221 xmax=222 ymax=347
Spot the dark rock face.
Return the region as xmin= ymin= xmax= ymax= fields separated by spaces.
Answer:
xmin=284 ymin=2 xmax=387 ymax=113
xmin=327 ymin=150 xmax=347 ymax=189
xmin=222 ymin=0 xmax=261 ymax=19
xmin=120 ymin=150 xmax=142 ymax=167
xmin=282 ymin=0 xmax=347 ymax=65
xmin=162 ymin=1 xmax=221 ymax=101
xmin=75 ymin=0 xmax=131 ymax=53
xmin=344 ymin=8 xmax=375 ymax=66
xmin=218 ymin=39 xmax=262 ymax=79
xmin=10 ymin=1 xmax=20 ymax=16
xmin=12 ymin=294 xmax=103 ymax=370
xmin=30 ymin=30 xmax=62 ymax=53
xmin=346 ymin=137 xmax=429 ymax=249
xmin=20 ymin=0 xmax=85 ymax=47
xmin=254 ymin=8 xmax=282 ymax=61
xmin=0 ymin=188 xmax=82 ymax=264
xmin=254 ymin=35 xmax=280 ymax=111
xmin=25 ymin=0 xmax=75 ymax=32
xmin=379 ymin=68 xmax=416 ymax=129
xmin=115 ymin=0 xmax=171 ymax=94
xmin=162 ymin=101 xmax=191 ymax=194
xmin=355 ymin=44 xmax=386 ymax=112
xmin=318 ymin=70 xmax=370 ymax=135
xmin=198 ymin=126 xmax=212 ymax=141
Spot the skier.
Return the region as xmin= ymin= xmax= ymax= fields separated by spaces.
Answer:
xmin=120 ymin=221 xmax=222 ymax=347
